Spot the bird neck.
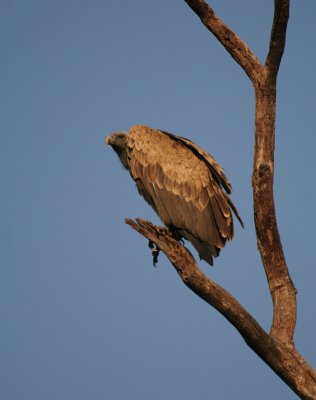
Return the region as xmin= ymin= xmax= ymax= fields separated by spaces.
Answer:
xmin=113 ymin=145 xmax=128 ymax=169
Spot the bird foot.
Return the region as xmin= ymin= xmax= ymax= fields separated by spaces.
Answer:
xmin=148 ymin=240 xmax=161 ymax=267
xmin=167 ymin=227 xmax=184 ymax=245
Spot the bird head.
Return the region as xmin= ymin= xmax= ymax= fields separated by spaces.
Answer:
xmin=106 ymin=131 xmax=128 ymax=168
xmin=106 ymin=131 xmax=127 ymax=150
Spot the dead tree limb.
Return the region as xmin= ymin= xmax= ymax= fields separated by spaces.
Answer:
xmin=126 ymin=219 xmax=316 ymax=399
xmin=125 ymin=218 xmax=316 ymax=400
xmin=125 ymin=1 xmax=316 ymax=398
xmin=183 ymin=0 xmax=262 ymax=83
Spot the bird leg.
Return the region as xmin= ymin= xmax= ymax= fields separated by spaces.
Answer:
xmin=146 ymin=226 xmax=184 ymax=266
xmin=167 ymin=226 xmax=185 ymax=245
xmin=148 ymin=240 xmax=160 ymax=267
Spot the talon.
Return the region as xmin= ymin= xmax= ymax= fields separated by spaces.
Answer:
xmin=152 ymin=246 xmax=160 ymax=267
xmin=167 ymin=226 xmax=184 ymax=243
xmin=147 ymin=240 xmax=160 ymax=266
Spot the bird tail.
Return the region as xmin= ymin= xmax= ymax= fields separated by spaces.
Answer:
xmin=180 ymin=230 xmax=220 ymax=267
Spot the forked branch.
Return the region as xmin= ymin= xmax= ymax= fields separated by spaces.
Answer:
xmin=126 ymin=219 xmax=316 ymax=399
xmin=184 ymin=0 xmax=296 ymax=345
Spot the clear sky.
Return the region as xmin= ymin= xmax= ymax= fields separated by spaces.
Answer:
xmin=1 ymin=1 xmax=315 ymax=399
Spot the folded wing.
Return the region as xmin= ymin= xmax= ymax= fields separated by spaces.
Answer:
xmin=125 ymin=125 xmax=242 ymax=266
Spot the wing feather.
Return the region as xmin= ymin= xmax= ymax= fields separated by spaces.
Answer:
xmin=161 ymin=130 xmax=232 ymax=194
xmin=198 ymin=187 xmax=210 ymax=210
xmin=210 ymin=195 xmax=230 ymax=239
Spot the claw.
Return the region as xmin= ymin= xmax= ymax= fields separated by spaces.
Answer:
xmin=148 ymin=240 xmax=160 ymax=266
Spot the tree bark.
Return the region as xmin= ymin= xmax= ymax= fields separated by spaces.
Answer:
xmin=253 ymin=80 xmax=297 ymax=344
xmin=125 ymin=1 xmax=316 ymax=398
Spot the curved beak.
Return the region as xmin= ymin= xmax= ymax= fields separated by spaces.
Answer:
xmin=105 ymin=135 xmax=113 ymax=145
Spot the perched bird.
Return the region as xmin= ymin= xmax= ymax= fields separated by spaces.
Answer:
xmin=106 ymin=125 xmax=243 ymax=266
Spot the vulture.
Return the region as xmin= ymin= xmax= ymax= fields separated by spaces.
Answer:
xmin=106 ymin=125 xmax=243 ymax=266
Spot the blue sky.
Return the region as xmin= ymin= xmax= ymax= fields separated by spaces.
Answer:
xmin=1 ymin=1 xmax=315 ymax=399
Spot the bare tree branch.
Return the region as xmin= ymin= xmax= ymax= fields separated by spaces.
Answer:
xmin=125 ymin=219 xmax=269 ymax=340
xmin=126 ymin=219 xmax=316 ymax=399
xmin=184 ymin=0 xmax=262 ymax=82
xmin=265 ymin=0 xmax=290 ymax=76
xmin=252 ymin=0 xmax=296 ymax=345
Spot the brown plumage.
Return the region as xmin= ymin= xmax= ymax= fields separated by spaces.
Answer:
xmin=106 ymin=125 xmax=243 ymax=266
